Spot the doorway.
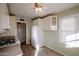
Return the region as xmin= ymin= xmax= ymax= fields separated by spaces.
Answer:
xmin=17 ymin=22 xmax=26 ymax=43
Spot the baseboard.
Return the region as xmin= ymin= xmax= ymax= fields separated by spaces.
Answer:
xmin=45 ymin=45 xmax=67 ymax=56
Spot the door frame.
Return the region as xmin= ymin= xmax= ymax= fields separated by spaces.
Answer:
xmin=17 ymin=21 xmax=26 ymax=43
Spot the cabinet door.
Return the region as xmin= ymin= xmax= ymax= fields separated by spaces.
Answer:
xmin=39 ymin=17 xmax=50 ymax=30
xmin=40 ymin=16 xmax=57 ymax=30
xmin=45 ymin=16 xmax=51 ymax=30
xmin=0 ymin=4 xmax=9 ymax=30
xmin=50 ymin=16 xmax=57 ymax=30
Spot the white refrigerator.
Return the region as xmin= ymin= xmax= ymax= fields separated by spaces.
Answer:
xmin=31 ymin=19 xmax=44 ymax=48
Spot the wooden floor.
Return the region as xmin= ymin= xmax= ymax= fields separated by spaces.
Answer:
xmin=21 ymin=42 xmax=63 ymax=56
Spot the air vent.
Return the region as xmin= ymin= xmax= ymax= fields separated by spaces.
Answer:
xmin=20 ymin=19 xmax=24 ymax=21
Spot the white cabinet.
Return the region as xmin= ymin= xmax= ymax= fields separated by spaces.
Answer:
xmin=0 ymin=4 xmax=9 ymax=32
xmin=50 ymin=16 xmax=57 ymax=30
xmin=40 ymin=16 xmax=57 ymax=30
xmin=40 ymin=17 xmax=50 ymax=30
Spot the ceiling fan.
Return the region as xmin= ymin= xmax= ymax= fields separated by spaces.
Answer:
xmin=33 ymin=3 xmax=43 ymax=13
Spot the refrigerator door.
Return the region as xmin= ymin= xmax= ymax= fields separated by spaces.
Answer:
xmin=31 ymin=26 xmax=39 ymax=48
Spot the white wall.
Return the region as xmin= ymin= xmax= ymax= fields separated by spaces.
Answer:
xmin=26 ymin=19 xmax=32 ymax=44
xmin=44 ymin=5 xmax=79 ymax=56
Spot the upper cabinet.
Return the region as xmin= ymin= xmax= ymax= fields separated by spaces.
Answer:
xmin=32 ymin=16 xmax=57 ymax=31
xmin=50 ymin=16 xmax=57 ymax=30
xmin=0 ymin=4 xmax=9 ymax=32
xmin=40 ymin=16 xmax=57 ymax=30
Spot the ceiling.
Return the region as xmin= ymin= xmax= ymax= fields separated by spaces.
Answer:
xmin=8 ymin=3 xmax=79 ymax=20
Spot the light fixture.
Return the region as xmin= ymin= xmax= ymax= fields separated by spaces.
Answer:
xmin=33 ymin=3 xmax=43 ymax=13
xmin=35 ymin=7 xmax=42 ymax=13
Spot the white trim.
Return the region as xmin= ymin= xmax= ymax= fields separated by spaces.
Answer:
xmin=45 ymin=45 xmax=66 ymax=56
xmin=16 ymin=21 xmax=28 ymax=44
xmin=16 ymin=21 xmax=26 ymax=23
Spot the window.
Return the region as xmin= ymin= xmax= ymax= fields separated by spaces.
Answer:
xmin=51 ymin=16 xmax=57 ymax=30
xmin=59 ymin=14 xmax=79 ymax=48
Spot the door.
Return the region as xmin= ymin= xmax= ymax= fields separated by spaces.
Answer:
xmin=17 ymin=22 xmax=26 ymax=43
